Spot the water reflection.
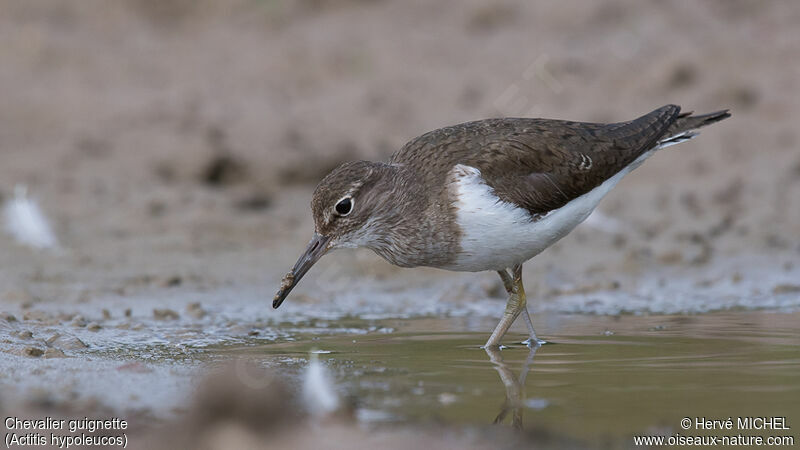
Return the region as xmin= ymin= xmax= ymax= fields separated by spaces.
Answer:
xmin=485 ymin=345 xmax=540 ymax=430
xmin=236 ymin=312 xmax=800 ymax=439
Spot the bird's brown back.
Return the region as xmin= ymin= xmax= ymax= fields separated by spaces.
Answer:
xmin=391 ymin=105 xmax=685 ymax=214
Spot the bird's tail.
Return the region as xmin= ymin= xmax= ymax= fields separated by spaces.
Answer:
xmin=657 ymin=109 xmax=731 ymax=149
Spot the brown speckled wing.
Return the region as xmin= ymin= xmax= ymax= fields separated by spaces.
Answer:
xmin=393 ymin=105 xmax=683 ymax=215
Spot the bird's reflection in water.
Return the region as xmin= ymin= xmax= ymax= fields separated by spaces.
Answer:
xmin=485 ymin=345 xmax=540 ymax=430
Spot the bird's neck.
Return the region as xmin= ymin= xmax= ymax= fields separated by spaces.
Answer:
xmin=366 ymin=163 xmax=457 ymax=268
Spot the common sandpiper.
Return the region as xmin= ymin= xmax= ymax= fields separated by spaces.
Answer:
xmin=273 ymin=105 xmax=730 ymax=347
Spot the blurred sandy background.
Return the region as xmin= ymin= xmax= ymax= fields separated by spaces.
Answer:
xmin=2 ymin=0 xmax=798 ymax=297
xmin=1 ymin=1 xmax=799 ymax=448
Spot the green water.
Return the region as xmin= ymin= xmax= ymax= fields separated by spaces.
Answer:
xmin=227 ymin=312 xmax=800 ymax=446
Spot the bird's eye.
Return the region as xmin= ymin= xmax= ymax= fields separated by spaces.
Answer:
xmin=334 ymin=197 xmax=353 ymax=216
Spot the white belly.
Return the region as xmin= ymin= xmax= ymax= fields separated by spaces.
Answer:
xmin=445 ymin=153 xmax=652 ymax=272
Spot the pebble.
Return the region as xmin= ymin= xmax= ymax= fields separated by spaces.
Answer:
xmin=186 ymin=302 xmax=206 ymax=319
xmin=44 ymin=348 xmax=66 ymax=358
xmin=23 ymin=310 xmax=50 ymax=321
xmin=154 ymin=308 xmax=180 ymax=320
xmin=46 ymin=333 xmax=88 ymax=350
xmin=16 ymin=330 xmax=34 ymax=339
xmin=22 ymin=346 xmax=44 ymax=357
xmin=163 ymin=276 xmax=182 ymax=287
xmin=773 ymin=284 xmax=800 ymax=294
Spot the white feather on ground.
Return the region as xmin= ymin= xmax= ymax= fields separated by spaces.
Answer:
xmin=302 ymin=351 xmax=340 ymax=418
xmin=3 ymin=185 xmax=58 ymax=249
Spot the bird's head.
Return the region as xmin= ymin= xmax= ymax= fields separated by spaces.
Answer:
xmin=273 ymin=160 xmax=394 ymax=308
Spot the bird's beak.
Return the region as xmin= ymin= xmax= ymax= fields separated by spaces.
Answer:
xmin=273 ymin=233 xmax=331 ymax=309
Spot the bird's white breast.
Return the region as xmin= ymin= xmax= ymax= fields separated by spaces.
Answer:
xmin=445 ymin=153 xmax=652 ymax=272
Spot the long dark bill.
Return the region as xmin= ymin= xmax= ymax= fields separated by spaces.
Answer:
xmin=273 ymin=233 xmax=331 ymax=309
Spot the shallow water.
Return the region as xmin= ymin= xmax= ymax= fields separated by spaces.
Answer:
xmin=225 ymin=312 xmax=800 ymax=446
xmin=4 ymin=300 xmax=799 ymax=447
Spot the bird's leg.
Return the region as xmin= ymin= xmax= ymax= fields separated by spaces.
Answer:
xmin=521 ymin=309 xmax=545 ymax=346
xmin=485 ymin=264 xmax=527 ymax=348
xmin=497 ymin=268 xmax=545 ymax=347
xmin=497 ymin=269 xmax=514 ymax=294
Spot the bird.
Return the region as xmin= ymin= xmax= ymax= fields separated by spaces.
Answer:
xmin=272 ymin=105 xmax=730 ymax=348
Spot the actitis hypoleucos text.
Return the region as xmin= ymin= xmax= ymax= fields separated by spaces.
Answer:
xmin=273 ymin=105 xmax=730 ymax=348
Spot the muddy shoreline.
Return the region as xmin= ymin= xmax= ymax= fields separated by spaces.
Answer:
xmin=2 ymin=1 xmax=799 ymax=448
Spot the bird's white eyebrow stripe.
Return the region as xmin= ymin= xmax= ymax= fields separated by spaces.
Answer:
xmin=344 ymin=181 xmax=363 ymax=198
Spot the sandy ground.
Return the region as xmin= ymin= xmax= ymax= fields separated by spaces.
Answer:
xmin=1 ymin=0 xmax=799 ymax=448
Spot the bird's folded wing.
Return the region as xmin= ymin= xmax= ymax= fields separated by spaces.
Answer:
xmin=467 ymin=105 xmax=682 ymax=215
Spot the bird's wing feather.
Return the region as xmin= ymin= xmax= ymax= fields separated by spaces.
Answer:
xmin=392 ymin=105 xmax=682 ymax=215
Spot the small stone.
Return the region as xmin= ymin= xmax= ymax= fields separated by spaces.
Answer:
xmin=87 ymin=322 xmax=102 ymax=332
xmin=102 ymin=309 xmax=112 ymax=320
xmin=16 ymin=330 xmax=34 ymax=339
xmin=23 ymin=310 xmax=50 ymax=321
xmin=124 ymin=308 xmax=132 ymax=317
xmin=2 ymin=313 xmax=17 ymax=322
xmin=70 ymin=315 xmax=87 ymax=327
xmin=23 ymin=346 xmax=44 ymax=357
xmin=186 ymin=302 xmax=206 ymax=319
xmin=153 ymin=308 xmax=179 ymax=320
xmin=43 ymin=348 xmax=66 ymax=358
xmin=46 ymin=334 xmax=88 ymax=350
xmin=62 ymin=337 xmax=89 ymax=349
xmin=163 ymin=276 xmax=182 ymax=288
xmin=773 ymin=284 xmax=800 ymax=295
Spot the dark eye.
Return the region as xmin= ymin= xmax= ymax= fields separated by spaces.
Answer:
xmin=335 ymin=197 xmax=353 ymax=216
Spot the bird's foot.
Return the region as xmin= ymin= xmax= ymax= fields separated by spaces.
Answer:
xmin=481 ymin=344 xmax=509 ymax=350
xmin=522 ymin=337 xmax=547 ymax=347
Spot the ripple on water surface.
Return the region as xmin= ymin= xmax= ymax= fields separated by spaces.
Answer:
xmin=228 ymin=312 xmax=800 ymax=445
